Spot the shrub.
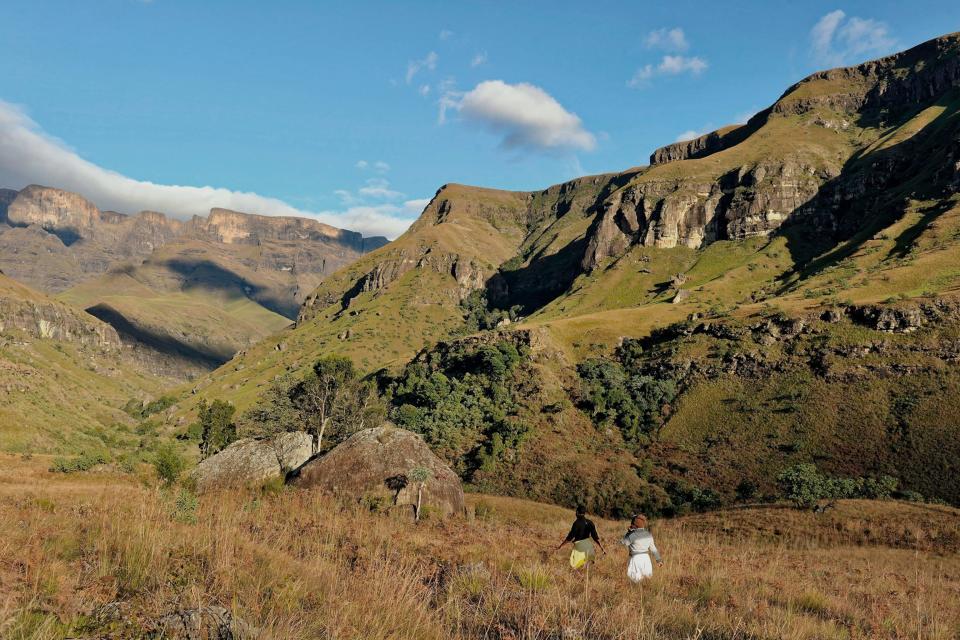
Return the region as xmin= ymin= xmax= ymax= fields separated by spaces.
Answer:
xmin=576 ymin=355 xmax=676 ymax=445
xmin=387 ymin=339 xmax=532 ymax=479
xmin=777 ymin=463 xmax=829 ymax=509
xmin=49 ymin=451 xmax=108 ymax=473
xmin=474 ymin=500 xmax=495 ymax=521
xmin=172 ymin=488 xmax=199 ymax=524
xmin=153 ymin=443 xmax=186 ymax=486
xmin=735 ymin=479 xmax=759 ymax=502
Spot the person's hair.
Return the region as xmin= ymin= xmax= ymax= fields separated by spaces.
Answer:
xmin=631 ymin=514 xmax=648 ymax=529
xmin=576 ymin=505 xmax=586 ymax=517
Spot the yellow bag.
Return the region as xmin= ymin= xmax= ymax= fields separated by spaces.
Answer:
xmin=569 ymin=539 xmax=595 ymax=569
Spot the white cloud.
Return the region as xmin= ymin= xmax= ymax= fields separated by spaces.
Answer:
xmin=0 ymin=100 xmax=419 ymax=239
xmin=354 ymin=160 xmax=369 ymax=170
xmin=440 ymin=80 xmax=596 ymax=152
xmin=675 ymin=129 xmax=707 ymax=142
xmin=357 ymin=177 xmax=405 ymax=201
xmin=418 ymin=84 xmax=431 ymax=96
xmin=733 ymin=109 xmax=757 ymax=125
xmin=644 ymin=27 xmax=689 ymax=52
xmin=439 ymin=29 xmax=454 ymax=41
xmin=628 ymin=55 xmax=708 ymax=88
xmin=406 ymin=51 xmax=438 ymax=84
xmin=373 ymin=160 xmax=390 ymax=173
xmin=403 ymin=198 xmax=431 ymax=214
xmin=810 ymin=10 xmax=897 ymax=67
xmin=470 ymin=52 xmax=488 ymax=67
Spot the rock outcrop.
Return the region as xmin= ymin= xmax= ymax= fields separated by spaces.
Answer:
xmin=191 ymin=432 xmax=312 ymax=493
xmin=0 ymin=188 xmax=17 ymax=225
xmin=150 ymin=606 xmax=253 ymax=640
xmin=650 ymin=124 xmax=750 ymax=165
xmin=0 ymin=274 xmax=120 ymax=348
xmin=291 ymin=426 xmax=465 ymax=517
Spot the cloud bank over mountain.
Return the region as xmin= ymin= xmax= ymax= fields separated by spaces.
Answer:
xmin=0 ymin=101 xmax=419 ymax=239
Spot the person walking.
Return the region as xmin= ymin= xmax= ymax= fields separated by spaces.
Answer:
xmin=620 ymin=514 xmax=662 ymax=582
xmin=557 ymin=505 xmax=605 ymax=569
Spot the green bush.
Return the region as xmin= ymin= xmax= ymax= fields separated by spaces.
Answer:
xmin=778 ymin=463 xmax=830 ymax=509
xmin=778 ymin=463 xmax=901 ymax=509
xmin=49 ymin=451 xmax=108 ymax=473
xmin=387 ymin=339 xmax=531 ymax=479
xmin=576 ymin=354 xmax=676 ymax=445
xmin=153 ymin=443 xmax=186 ymax=486
xmin=172 ymin=487 xmax=199 ymax=524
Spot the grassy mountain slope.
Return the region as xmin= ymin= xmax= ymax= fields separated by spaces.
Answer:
xmin=0 ymin=273 xmax=169 ymax=453
xmin=59 ymin=239 xmax=295 ymax=374
xmin=164 ymin=32 xmax=960 ymax=511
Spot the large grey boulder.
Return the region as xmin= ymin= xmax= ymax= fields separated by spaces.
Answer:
xmin=291 ymin=426 xmax=465 ymax=517
xmin=191 ymin=432 xmax=312 ymax=493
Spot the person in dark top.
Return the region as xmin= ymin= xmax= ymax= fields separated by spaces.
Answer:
xmin=557 ymin=505 xmax=605 ymax=568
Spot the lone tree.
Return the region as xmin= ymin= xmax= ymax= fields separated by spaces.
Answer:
xmin=197 ymin=399 xmax=237 ymax=459
xmin=291 ymin=356 xmax=384 ymax=455
xmin=409 ymin=466 xmax=432 ymax=521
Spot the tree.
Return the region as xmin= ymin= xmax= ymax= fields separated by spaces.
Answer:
xmin=197 ymin=399 xmax=237 ymax=458
xmin=409 ymin=466 xmax=432 ymax=521
xmin=238 ymin=376 xmax=299 ymax=438
xmin=291 ymin=356 xmax=385 ymax=455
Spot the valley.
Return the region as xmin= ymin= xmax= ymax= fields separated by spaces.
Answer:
xmin=3 ymin=19 xmax=960 ymax=640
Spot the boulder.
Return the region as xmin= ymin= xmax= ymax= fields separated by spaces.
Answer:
xmin=150 ymin=606 xmax=252 ymax=640
xmin=191 ymin=432 xmax=312 ymax=493
xmin=291 ymin=426 xmax=465 ymax=517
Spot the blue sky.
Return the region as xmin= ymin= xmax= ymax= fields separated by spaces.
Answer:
xmin=1 ymin=0 xmax=958 ymax=237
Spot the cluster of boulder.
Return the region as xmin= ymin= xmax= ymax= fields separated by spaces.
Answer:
xmin=190 ymin=424 xmax=465 ymax=517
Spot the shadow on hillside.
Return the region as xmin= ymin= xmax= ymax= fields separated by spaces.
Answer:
xmin=774 ymin=93 xmax=960 ymax=290
xmin=163 ymin=258 xmax=298 ymax=319
xmin=85 ymin=302 xmax=230 ymax=368
xmin=4 ymin=218 xmax=84 ymax=247
xmin=485 ymin=171 xmax=643 ymax=316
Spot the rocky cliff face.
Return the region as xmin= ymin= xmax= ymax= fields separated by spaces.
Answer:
xmin=0 ymin=188 xmax=17 ymax=226
xmin=649 ymin=125 xmax=749 ymax=165
xmin=0 ymin=275 xmax=119 ymax=349
xmin=0 ymin=185 xmax=387 ymax=294
xmin=582 ymin=159 xmax=831 ymax=269
xmin=581 ymin=33 xmax=960 ymax=272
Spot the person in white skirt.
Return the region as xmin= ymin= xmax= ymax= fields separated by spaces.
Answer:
xmin=620 ymin=514 xmax=662 ymax=582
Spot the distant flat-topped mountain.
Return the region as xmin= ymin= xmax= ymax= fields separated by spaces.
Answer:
xmin=0 ymin=184 xmax=389 ymax=375
xmin=0 ymin=184 xmax=387 ymax=295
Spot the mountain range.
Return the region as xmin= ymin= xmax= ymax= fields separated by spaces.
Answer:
xmin=3 ymin=31 xmax=960 ymax=513
xmin=0 ymin=184 xmax=387 ymax=374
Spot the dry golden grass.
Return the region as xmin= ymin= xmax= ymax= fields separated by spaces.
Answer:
xmin=1 ymin=456 xmax=959 ymax=640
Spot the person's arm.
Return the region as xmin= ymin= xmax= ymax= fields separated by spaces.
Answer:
xmin=590 ymin=522 xmax=605 ymax=554
xmin=649 ymin=536 xmax=662 ymax=565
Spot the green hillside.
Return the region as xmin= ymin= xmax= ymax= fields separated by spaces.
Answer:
xmin=0 ymin=273 xmax=169 ymax=453
xmin=12 ymin=32 xmax=960 ymax=514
